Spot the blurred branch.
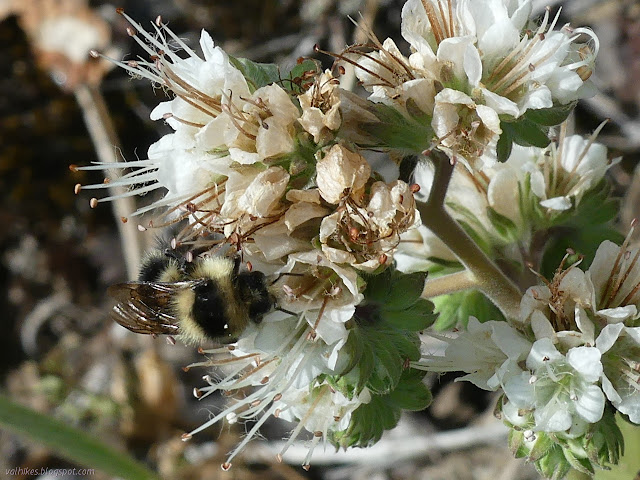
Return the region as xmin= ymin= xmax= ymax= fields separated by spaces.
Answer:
xmin=275 ymin=420 xmax=508 ymax=467
xmin=74 ymin=84 xmax=142 ymax=279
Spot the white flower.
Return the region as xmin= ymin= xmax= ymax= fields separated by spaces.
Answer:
xmin=277 ymin=251 xmax=364 ymax=345
xmin=346 ymin=36 xmax=437 ymax=117
xmin=298 ymin=70 xmax=342 ymax=144
xmin=77 ymin=133 xmax=231 ymax=217
xmin=417 ymin=317 xmax=532 ymax=391
xmin=401 ymin=0 xmax=599 ymax=119
xmin=588 ymin=238 xmax=640 ymax=324
xmin=184 ymin=314 xmax=362 ymax=468
xmin=503 ymin=338 xmax=605 ymax=433
xmin=505 ymin=126 xmax=617 ymax=212
xmin=432 ymin=88 xmax=501 ymax=167
xmin=596 ymin=323 xmax=640 ymax=423
xmin=110 ymin=13 xmax=250 ymax=151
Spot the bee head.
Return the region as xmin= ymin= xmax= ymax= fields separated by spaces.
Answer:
xmin=235 ymin=271 xmax=274 ymax=323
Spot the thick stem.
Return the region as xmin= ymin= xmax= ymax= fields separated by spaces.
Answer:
xmin=416 ymin=150 xmax=522 ymax=319
xmin=75 ymin=84 xmax=142 ymax=279
xmin=422 ymin=271 xmax=477 ymax=298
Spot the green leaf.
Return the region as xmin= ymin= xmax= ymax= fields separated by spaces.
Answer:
xmin=595 ymin=415 xmax=640 ymax=480
xmin=360 ymin=103 xmax=434 ymax=153
xmin=383 ymin=298 xmax=436 ymax=331
xmin=228 ymin=56 xmax=281 ymax=92
xmin=386 ymin=369 xmax=431 ymax=411
xmin=0 ymin=395 xmax=161 ymax=480
xmin=382 ymin=271 xmax=428 ymax=311
xmin=497 ymin=127 xmax=514 ymax=162
xmin=486 ymin=206 xmax=519 ymax=242
xmin=285 ymin=59 xmax=321 ymax=95
xmin=432 ymin=289 xmax=504 ymax=330
xmin=524 ymin=102 xmax=577 ymax=126
xmin=501 ymin=118 xmax=551 ymax=148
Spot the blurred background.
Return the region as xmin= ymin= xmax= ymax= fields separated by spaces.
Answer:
xmin=0 ymin=0 xmax=639 ymax=479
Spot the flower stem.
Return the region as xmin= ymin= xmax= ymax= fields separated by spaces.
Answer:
xmin=415 ymin=150 xmax=522 ymax=319
xmin=422 ymin=271 xmax=477 ymax=298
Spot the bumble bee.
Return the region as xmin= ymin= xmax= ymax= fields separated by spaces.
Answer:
xmin=108 ymin=248 xmax=275 ymax=344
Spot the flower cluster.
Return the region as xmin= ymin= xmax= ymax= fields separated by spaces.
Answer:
xmin=343 ymin=0 xmax=598 ymax=167
xmin=417 ymin=235 xmax=640 ymax=476
xmin=69 ymin=1 xmax=634 ymax=478
xmin=77 ymin=8 xmax=432 ymax=469
xmin=397 ymin=123 xmax=618 ymax=308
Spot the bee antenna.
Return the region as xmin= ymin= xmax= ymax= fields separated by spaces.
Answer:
xmin=275 ymin=307 xmax=297 ymax=317
xmin=270 ymin=272 xmax=305 ymax=285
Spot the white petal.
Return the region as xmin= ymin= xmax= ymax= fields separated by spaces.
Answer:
xmin=566 ymin=347 xmax=602 ymax=382
xmin=575 ymin=384 xmax=605 ymax=423
xmin=540 ymin=196 xmax=572 ymax=211
xmin=595 ymin=323 xmax=625 ymax=353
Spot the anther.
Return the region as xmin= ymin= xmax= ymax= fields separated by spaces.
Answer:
xmin=221 ymin=463 xmax=232 ymax=471
xmin=182 ymin=366 xmax=190 ymax=372
xmin=69 ymin=164 xmax=78 ymax=172
xmin=302 ymin=464 xmax=311 ymax=471
xmin=274 ymin=409 xmax=281 ymax=418
xmin=74 ymin=184 xmax=82 ymax=194
xmin=198 ymin=347 xmax=205 ymax=354
xmin=121 ymin=217 xmax=128 ymax=223
xmin=273 ymin=393 xmax=282 ymax=402
xmin=193 ymin=388 xmax=203 ymax=398
xmin=126 ymin=27 xmax=137 ymax=37
xmin=89 ymin=50 xmax=100 ymax=58
xmin=186 ymin=251 xmax=194 ymax=263
xmin=89 ymin=198 xmax=98 ymax=208
xmin=333 ymin=416 xmax=341 ymax=421
xmin=379 ymin=254 xmax=388 ymax=265
xmin=246 ymin=261 xmax=253 ymax=272
xmin=410 ymin=183 xmax=421 ymax=193
xmin=251 ymin=399 xmax=261 ymax=407
xmin=314 ymin=431 xmax=322 ymax=437
xmin=166 ymin=336 xmax=176 ymax=345
xmin=115 ymin=7 xmax=124 ymax=14
xmin=181 ymin=433 xmax=192 ymax=441
xmin=155 ymin=15 xmax=162 ymax=26
xmin=276 ymin=454 xmax=283 ymax=463
xmin=260 ymin=376 xmax=269 ymax=384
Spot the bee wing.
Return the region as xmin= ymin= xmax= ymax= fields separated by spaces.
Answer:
xmin=107 ymin=281 xmax=196 ymax=335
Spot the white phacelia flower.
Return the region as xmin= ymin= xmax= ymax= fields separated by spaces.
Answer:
xmin=298 ymin=70 xmax=342 ymax=144
xmin=401 ymin=0 xmax=599 ymax=119
xmin=184 ymin=314 xmax=366 ymax=469
xmin=277 ymin=251 xmax=365 ymax=346
xmin=503 ymin=338 xmax=605 ymax=433
xmin=587 ymin=236 xmax=640 ymax=324
xmin=596 ymin=323 xmax=640 ymax=424
xmin=431 ymin=88 xmax=501 ymax=168
xmin=416 ymin=317 xmax=532 ymax=390
xmin=503 ymin=123 xmax=618 ymax=212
